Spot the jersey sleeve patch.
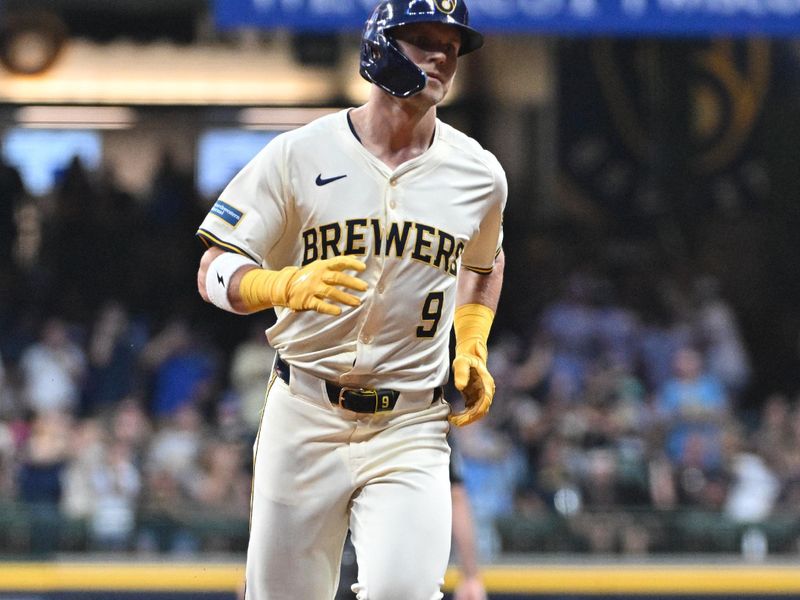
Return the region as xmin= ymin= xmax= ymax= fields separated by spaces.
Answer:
xmin=209 ymin=200 xmax=244 ymax=228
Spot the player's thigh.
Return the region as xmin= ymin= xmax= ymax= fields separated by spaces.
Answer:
xmin=250 ymin=376 xmax=350 ymax=504
xmin=350 ymin=467 xmax=452 ymax=600
xmin=246 ymin=492 xmax=350 ymax=600
xmin=246 ymin=378 xmax=352 ymax=599
xmin=350 ymin=413 xmax=452 ymax=600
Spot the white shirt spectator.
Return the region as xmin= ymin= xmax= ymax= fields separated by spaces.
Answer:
xmin=20 ymin=319 xmax=86 ymax=414
xmin=725 ymin=452 xmax=780 ymax=523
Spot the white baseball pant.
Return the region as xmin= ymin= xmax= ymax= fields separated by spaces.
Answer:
xmin=245 ymin=364 xmax=452 ymax=600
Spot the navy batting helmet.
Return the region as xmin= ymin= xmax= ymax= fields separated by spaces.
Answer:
xmin=359 ymin=0 xmax=484 ymax=98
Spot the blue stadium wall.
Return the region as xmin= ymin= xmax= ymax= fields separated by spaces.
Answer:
xmin=1 ymin=563 xmax=800 ymax=599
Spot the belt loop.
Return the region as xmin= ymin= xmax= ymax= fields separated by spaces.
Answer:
xmin=315 ymin=369 xmax=329 ymax=401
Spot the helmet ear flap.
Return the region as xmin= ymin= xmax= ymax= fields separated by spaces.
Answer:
xmin=360 ymin=30 xmax=426 ymax=98
xmin=365 ymin=41 xmax=382 ymax=62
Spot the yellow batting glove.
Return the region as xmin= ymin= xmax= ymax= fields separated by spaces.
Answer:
xmin=239 ymin=256 xmax=367 ymax=316
xmin=449 ymin=303 xmax=495 ymax=427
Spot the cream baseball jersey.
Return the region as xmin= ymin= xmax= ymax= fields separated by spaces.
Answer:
xmin=197 ymin=109 xmax=506 ymax=392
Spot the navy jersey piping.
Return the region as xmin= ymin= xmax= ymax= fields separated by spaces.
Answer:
xmin=196 ymin=228 xmax=260 ymax=263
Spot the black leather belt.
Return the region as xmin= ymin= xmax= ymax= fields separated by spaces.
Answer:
xmin=274 ymin=355 xmax=442 ymax=414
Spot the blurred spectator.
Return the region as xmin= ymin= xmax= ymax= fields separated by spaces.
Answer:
xmin=137 ymin=467 xmax=198 ymax=554
xmin=215 ymin=394 xmax=250 ymax=447
xmin=753 ymin=394 xmax=796 ymax=482
xmin=785 ymin=403 xmax=800 ymax=479
xmin=110 ymin=397 xmax=153 ymax=464
xmin=82 ymin=302 xmax=146 ymax=415
xmin=138 ymin=400 xmax=205 ymax=554
xmin=145 ymin=152 xmax=198 ymax=233
xmin=0 ymin=421 xmax=15 ymax=500
xmin=512 ymin=333 xmax=555 ymax=404
xmin=527 ymin=433 xmax=574 ymax=510
xmin=191 ymin=439 xmax=249 ymax=518
xmin=88 ymin=440 xmax=141 ymax=551
xmin=648 ymin=452 xmax=678 ymax=511
xmin=655 ymin=346 xmax=730 ymax=470
xmin=91 ymin=167 xmax=140 ymax=303
xmin=571 ymin=448 xmax=652 ymax=555
xmin=130 ymin=152 xmax=203 ymax=318
xmin=146 ymin=402 xmax=204 ymax=490
xmin=17 ymin=412 xmax=71 ymax=554
xmin=592 ymin=277 xmax=641 ymax=370
xmin=61 ymin=416 xmax=141 ymax=551
xmin=768 ymin=400 xmax=800 ymax=517
xmin=724 ymin=447 xmax=780 ymax=524
xmin=62 ymin=418 xmax=105 ymax=526
xmin=229 ymin=324 xmax=275 ymax=433
xmin=0 ymin=158 xmax=25 ymax=270
xmin=189 ymin=438 xmax=250 ymax=552
xmin=20 ymin=318 xmax=86 ymax=414
xmin=637 ymin=294 xmax=693 ymax=393
xmin=0 ymin=352 xmax=8 ymax=418
xmin=537 ymin=272 xmax=598 ymax=401
xmin=693 ymin=276 xmax=752 ymax=397
xmin=453 ymin=421 xmax=525 ymax=561
xmin=141 ymin=319 xmax=217 ymax=418
xmin=41 ymin=157 xmax=100 ymax=318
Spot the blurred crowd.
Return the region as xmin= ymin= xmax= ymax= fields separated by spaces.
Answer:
xmin=0 ymin=154 xmax=259 ymax=555
xmin=453 ymin=270 xmax=800 ymax=559
xmin=1 ymin=153 xmax=799 ymax=559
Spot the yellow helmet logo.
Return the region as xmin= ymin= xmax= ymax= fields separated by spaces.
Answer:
xmin=435 ymin=0 xmax=456 ymax=14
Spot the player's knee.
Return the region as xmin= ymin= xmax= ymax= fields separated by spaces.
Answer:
xmin=354 ymin=576 xmax=444 ymax=600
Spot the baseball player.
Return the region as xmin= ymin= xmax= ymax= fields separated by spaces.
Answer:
xmin=196 ymin=0 xmax=506 ymax=598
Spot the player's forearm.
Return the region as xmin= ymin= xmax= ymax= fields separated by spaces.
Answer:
xmin=456 ymin=249 xmax=504 ymax=310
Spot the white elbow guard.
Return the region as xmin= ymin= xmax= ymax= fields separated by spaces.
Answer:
xmin=206 ymin=251 xmax=257 ymax=313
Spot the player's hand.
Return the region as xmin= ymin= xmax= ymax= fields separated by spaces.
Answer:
xmin=454 ymin=575 xmax=488 ymax=600
xmin=449 ymin=338 xmax=495 ymax=427
xmin=282 ymin=256 xmax=368 ymax=315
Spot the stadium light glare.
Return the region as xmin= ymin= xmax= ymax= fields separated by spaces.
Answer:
xmin=237 ymin=107 xmax=341 ymax=130
xmin=14 ymin=105 xmax=137 ymax=129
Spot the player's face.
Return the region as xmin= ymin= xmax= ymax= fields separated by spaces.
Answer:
xmin=392 ymin=22 xmax=461 ymax=104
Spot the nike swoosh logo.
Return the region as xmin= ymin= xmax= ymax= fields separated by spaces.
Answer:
xmin=316 ymin=173 xmax=347 ymax=186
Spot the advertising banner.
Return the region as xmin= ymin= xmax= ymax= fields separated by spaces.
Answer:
xmin=214 ymin=0 xmax=800 ymax=37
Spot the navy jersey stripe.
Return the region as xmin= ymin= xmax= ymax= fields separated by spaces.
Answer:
xmin=462 ymin=264 xmax=494 ymax=274
xmin=196 ymin=229 xmax=260 ymax=263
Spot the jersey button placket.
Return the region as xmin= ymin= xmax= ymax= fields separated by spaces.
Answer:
xmin=387 ymin=176 xmax=399 ymax=210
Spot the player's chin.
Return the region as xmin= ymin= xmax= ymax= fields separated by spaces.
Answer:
xmin=421 ymin=85 xmax=448 ymax=105
xmin=423 ymin=77 xmax=449 ymax=98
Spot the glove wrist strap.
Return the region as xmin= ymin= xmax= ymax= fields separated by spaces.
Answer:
xmin=454 ymin=303 xmax=495 ymax=360
xmin=239 ymin=266 xmax=298 ymax=312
